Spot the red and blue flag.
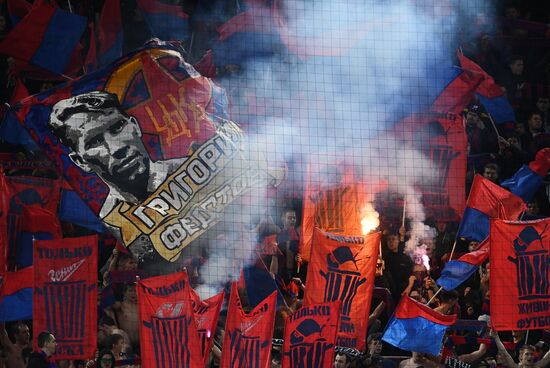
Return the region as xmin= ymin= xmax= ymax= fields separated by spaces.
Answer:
xmin=458 ymin=53 xmax=515 ymax=125
xmin=6 ymin=0 xmax=31 ymax=27
xmin=0 ymin=2 xmax=86 ymax=74
xmin=382 ymin=296 xmax=457 ymax=356
xmin=457 ymin=174 xmax=525 ymax=242
xmin=0 ymin=266 xmax=33 ymax=321
xmin=437 ymin=239 xmax=489 ymax=291
xmin=501 ymin=148 xmax=550 ymax=203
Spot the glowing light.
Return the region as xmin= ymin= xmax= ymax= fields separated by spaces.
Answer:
xmin=422 ymin=254 xmax=430 ymax=271
xmin=361 ymin=203 xmax=380 ymax=235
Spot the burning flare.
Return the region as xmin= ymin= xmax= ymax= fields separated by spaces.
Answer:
xmin=361 ymin=203 xmax=380 ymax=234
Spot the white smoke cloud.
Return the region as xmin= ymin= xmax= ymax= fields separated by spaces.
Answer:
xmin=195 ymin=0 xmax=494 ymax=296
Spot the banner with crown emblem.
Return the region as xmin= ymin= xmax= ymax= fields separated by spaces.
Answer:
xmin=2 ymin=42 xmax=281 ymax=262
xmin=490 ymin=218 xmax=550 ymax=331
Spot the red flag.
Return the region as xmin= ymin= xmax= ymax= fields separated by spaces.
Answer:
xmin=190 ymin=289 xmax=224 ymax=365
xmin=303 ymin=228 xmax=380 ymax=350
xmin=282 ymin=302 xmax=341 ymax=368
xmin=300 ymin=164 xmax=367 ymax=261
xmin=137 ymin=271 xmax=203 ymax=367
xmin=5 ymin=175 xmax=62 ymax=215
xmin=490 ymin=218 xmax=550 ymax=331
xmin=430 ymin=51 xmax=484 ymax=116
xmin=392 ymin=112 xmax=467 ymax=222
xmin=221 ymin=282 xmax=277 ymax=368
xmin=33 ymin=235 xmax=98 ymax=360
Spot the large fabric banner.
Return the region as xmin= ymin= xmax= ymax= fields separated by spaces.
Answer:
xmin=301 ymin=165 xmax=367 ymax=261
xmin=221 ymin=282 xmax=277 ymax=368
xmin=4 ymin=42 xmax=281 ymax=262
xmin=393 ymin=112 xmax=467 ymax=222
xmin=490 ymin=218 xmax=550 ymax=331
xmin=33 ymin=236 xmax=98 ymax=360
xmin=137 ymin=271 xmax=203 ymax=368
xmin=190 ymin=288 xmax=224 ymax=366
xmin=282 ymin=302 xmax=341 ymax=368
xmin=303 ymin=228 xmax=379 ymax=350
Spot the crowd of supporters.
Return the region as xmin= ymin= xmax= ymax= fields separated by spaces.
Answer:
xmin=1 ymin=0 xmax=550 ymax=367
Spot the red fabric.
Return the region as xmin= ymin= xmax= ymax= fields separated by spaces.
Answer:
xmin=458 ymin=52 xmax=503 ymax=98
xmin=7 ymin=0 xmax=32 ymax=20
xmin=137 ymin=271 xmax=203 ymax=368
xmin=33 ymin=235 xmax=98 ymax=360
xmin=220 ymin=282 xmax=277 ymax=368
xmin=529 ymin=148 xmax=550 ymax=177
xmin=189 ymin=289 xmax=224 ymax=366
xmin=300 ymin=165 xmax=367 ymax=261
xmin=193 ymin=50 xmax=216 ymax=78
xmin=393 ymin=113 xmax=467 ymax=222
xmin=490 ymin=218 xmax=550 ymax=331
xmin=395 ymin=296 xmax=457 ymax=325
xmin=430 ymin=55 xmax=483 ymax=116
xmin=303 ymin=228 xmax=380 ymax=350
xmin=282 ymin=302 xmax=341 ymax=368
xmin=459 ymin=238 xmax=489 ymax=265
xmin=9 ymin=78 xmax=29 ymax=105
xmin=1 ymin=266 xmax=33 ymax=295
xmin=137 ymin=0 xmax=189 ymax=17
xmin=20 ymin=206 xmax=61 ymax=235
xmin=84 ymin=22 xmax=97 ymax=73
xmin=468 ymin=174 xmax=526 ymax=219
xmin=5 ymin=175 xmax=62 ymax=215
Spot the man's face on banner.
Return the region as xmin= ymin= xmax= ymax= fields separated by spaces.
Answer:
xmin=65 ymin=107 xmax=150 ymax=190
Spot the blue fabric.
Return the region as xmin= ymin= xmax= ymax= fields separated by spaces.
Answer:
xmin=243 ymin=265 xmax=283 ymax=308
xmin=437 ymin=260 xmax=478 ymax=291
xmin=0 ymin=288 xmax=32 ymax=321
xmin=477 ymin=94 xmax=516 ymax=124
xmin=59 ymin=190 xmax=105 ymax=233
xmin=457 ymin=207 xmax=489 ymax=242
xmin=382 ymin=316 xmax=449 ymax=356
xmin=501 ymin=165 xmax=543 ymax=203
xmin=0 ymin=112 xmax=40 ymax=150
xmin=15 ymin=231 xmax=54 ymax=267
xmin=31 ymin=9 xmax=86 ymax=74
xmin=99 ymin=31 xmax=123 ymax=67
xmin=142 ymin=13 xmax=189 ymax=41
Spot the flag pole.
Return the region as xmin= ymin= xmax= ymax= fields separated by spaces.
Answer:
xmin=427 ymin=287 xmax=442 ymax=305
xmin=401 ymin=199 xmax=406 ymax=229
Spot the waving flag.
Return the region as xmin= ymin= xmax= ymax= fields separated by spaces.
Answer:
xmin=304 ymin=228 xmax=379 ymax=350
xmin=0 ymin=2 xmax=86 ymax=74
xmin=458 ymin=53 xmax=515 ymax=125
xmin=490 ymin=218 xmax=550 ymax=331
xmin=137 ymin=271 xmax=203 ymax=368
xmin=190 ymin=289 xmax=224 ymax=366
xmin=437 ymin=239 xmax=489 ymax=291
xmin=137 ymin=0 xmax=189 ymax=41
xmin=282 ymin=302 xmax=341 ymax=368
xmin=33 ymin=236 xmax=98 ymax=360
xmin=382 ymin=296 xmax=457 ymax=356
xmin=221 ymin=282 xmax=277 ymax=368
xmin=97 ymin=0 xmax=123 ymax=67
xmin=0 ymin=266 xmax=33 ymax=321
xmin=3 ymin=42 xmax=280 ymax=262
xmin=501 ymin=148 xmax=550 ymax=203
xmin=457 ymin=174 xmax=526 ymax=242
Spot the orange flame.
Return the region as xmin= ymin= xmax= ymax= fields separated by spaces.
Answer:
xmin=361 ymin=203 xmax=380 ymax=235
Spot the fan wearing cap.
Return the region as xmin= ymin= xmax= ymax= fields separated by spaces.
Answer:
xmin=48 ymin=91 xmax=185 ymax=217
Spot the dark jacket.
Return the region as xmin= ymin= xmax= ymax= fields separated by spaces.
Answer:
xmin=26 ymin=351 xmax=55 ymax=368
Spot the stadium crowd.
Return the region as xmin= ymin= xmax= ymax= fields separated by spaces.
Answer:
xmin=0 ymin=0 xmax=550 ymax=367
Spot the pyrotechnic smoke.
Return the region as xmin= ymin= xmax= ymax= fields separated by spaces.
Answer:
xmin=195 ymin=0 xmax=494 ymax=296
